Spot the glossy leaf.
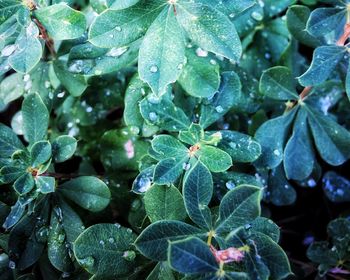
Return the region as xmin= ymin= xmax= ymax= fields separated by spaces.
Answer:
xmin=52 ymin=136 xmax=77 ymax=163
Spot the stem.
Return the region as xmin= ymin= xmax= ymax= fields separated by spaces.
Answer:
xmin=207 ymin=230 xmax=215 ymax=245
xmin=33 ymin=18 xmax=56 ymax=58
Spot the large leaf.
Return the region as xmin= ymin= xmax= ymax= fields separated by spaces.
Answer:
xmin=178 ymin=48 xmax=220 ymax=98
xmin=135 ymin=220 xmax=203 ymax=261
xmin=8 ymin=22 xmax=42 ymax=74
xmin=168 ymin=237 xmax=218 ymax=274
xmin=22 ymin=93 xmax=49 ymax=145
xmin=74 ymin=224 xmax=137 ymax=278
xmin=216 ymin=185 xmax=262 ymax=234
xmin=259 ymin=66 xmax=298 ymax=100
xmin=58 ymin=176 xmax=111 ymax=212
xmin=183 ymin=160 xmax=213 ymax=229
xmin=139 ymin=6 xmax=185 ymax=96
xmin=298 ymin=46 xmax=347 ymax=87
xmin=89 ymin=0 xmax=166 ymax=48
xmin=144 ymin=184 xmax=187 ymax=222
xmin=176 ymin=1 xmax=241 ymax=61
xmin=34 ymin=3 xmax=86 ymax=40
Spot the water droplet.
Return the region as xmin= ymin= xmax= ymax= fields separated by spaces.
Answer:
xmin=229 ymin=13 xmax=235 ymax=18
xmin=35 ymin=226 xmax=49 ymax=243
xmin=177 ymin=63 xmax=184 ymax=70
xmin=273 ymin=149 xmax=280 ymax=156
xmin=251 ymin=11 xmax=263 ymax=21
xmin=109 ymin=34 xmax=114 ymax=38
xmin=108 ymin=237 xmax=115 ymax=243
xmin=23 ymin=74 xmax=30 ymax=82
xmin=182 ymin=162 xmax=191 ymax=170
xmin=8 ymin=260 xmax=16 ymax=269
xmin=122 ymin=250 xmax=136 ymax=261
xmin=195 ymin=47 xmax=208 ymax=57
xmin=307 ymin=179 xmax=317 ymax=187
xmin=86 ymin=106 xmax=93 ymax=113
xmin=80 ymin=256 xmax=95 ymax=269
xmin=114 ymin=223 xmax=121 ymax=228
xmin=135 ymin=176 xmax=151 ymax=193
xmin=244 ymin=223 xmax=252 ymax=230
xmin=62 ymin=272 xmax=71 ymax=278
xmin=115 ymin=26 xmax=122 ymax=31
xmin=44 ymin=81 xmax=51 ymax=88
xmin=106 ymin=46 xmax=128 ymax=57
xmin=1 ymin=44 xmax=16 ymax=57
xmin=226 ymin=180 xmax=236 ymax=190
xmin=57 ymin=233 xmax=66 ymax=243
xmin=215 ymin=105 xmax=224 ymax=113
xmin=147 ymin=94 xmax=161 ymax=104
xmin=57 ymin=91 xmax=65 ymax=98
xmin=148 ymin=112 xmax=158 ymax=122
xmin=150 ymin=65 xmax=158 ymax=73
xmin=99 ymin=240 xmax=105 ymax=246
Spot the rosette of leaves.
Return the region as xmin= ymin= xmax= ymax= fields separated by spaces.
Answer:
xmin=88 ymin=0 xmax=242 ymax=96
xmin=307 ymin=218 xmax=350 ymax=277
xmin=134 ymin=183 xmax=291 ymax=280
xmin=0 ymin=93 xmax=111 ymax=273
xmin=255 ymin=66 xmax=350 ymax=182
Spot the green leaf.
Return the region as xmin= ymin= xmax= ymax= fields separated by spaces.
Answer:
xmin=147 ymin=262 xmax=175 ymax=280
xmin=284 ymin=107 xmax=314 ymax=180
xmin=59 ymin=176 xmax=111 ymax=212
xmin=13 ymin=172 xmax=35 ymax=195
xmin=178 ymin=48 xmax=220 ymax=98
xmin=286 ymin=5 xmax=320 ymax=47
xmin=30 ymin=140 xmax=52 ymax=167
xmin=306 ymin=7 xmax=346 ymax=37
xmin=298 ymin=46 xmax=347 ymax=87
xmin=259 ymin=66 xmax=298 ymax=100
xmin=307 ymin=106 xmax=350 ymax=165
xmin=34 ymin=3 xmax=86 ymax=40
xmin=154 ymin=157 xmax=188 ymax=185
xmin=0 ymin=123 xmax=24 ymax=158
xmin=139 ymin=6 xmax=185 ymax=96
xmin=263 ymin=0 xmax=294 ymax=18
xmin=250 ymin=217 xmax=280 ymax=243
xmin=74 ymin=224 xmax=137 ymax=278
xmin=0 ymin=73 xmax=24 ymax=105
xmin=179 ymin=123 xmax=204 ymax=145
xmin=216 ymin=185 xmax=262 ymax=234
xmin=199 ymin=71 xmax=241 ymax=128
xmin=35 ymin=176 xmax=55 ymax=194
xmin=8 ymin=22 xmax=42 ymax=74
xmin=53 ymin=60 xmax=88 ymax=97
xmin=248 ymin=233 xmax=292 ymax=280
xmin=218 ymin=131 xmax=261 ymax=163
xmin=176 ymin=1 xmax=242 ymax=61
xmin=88 ymin=0 xmax=165 ymax=48
xmin=22 ymin=93 xmax=49 ymax=145
xmin=0 ymin=0 xmax=22 ymax=25
xmin=254 ymin=108 xmax=298 ymax=169
xmin=144 ymin=184 xmax=187 ymax=222
xmin=183 ymin=160 xmax=213 ymax=229
xmin=168 ymin=237 xmax=218 ymax=274
xmin=139 ymin=95 xmax=191 ymax=131
xmin=0 ymin=166 xmax=25 ymax=183
xmin=197 ymin=145 xmax=232 ymax=172
xmin=152 ymin=135 xmax=188 ymax=159
xmin=48 ymin=198 xmax=84 ymax=272
xmin=52 ymin=136 xmax=77 ymax=163
xmin=2 ymin=201 xmax=25 ymax=229
xmin=135 ymin=220 xmax=203 ymax=261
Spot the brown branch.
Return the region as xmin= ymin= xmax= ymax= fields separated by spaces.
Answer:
xmin=33 ymin=18 xmax=56 ymax=58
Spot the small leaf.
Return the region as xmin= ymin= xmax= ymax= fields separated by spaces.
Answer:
xmin=218 ymin=131 xmax=261 ymax=163
xmin=178 ymin=123 xmax=204 ymax=145
xmin=135 ymin=220 xmax=203 ymax=261
xmin=0 ymin=166 xmax=26 ymax=184
xmin=306 ymin=7 xmax=346 ymax=37
xmin=35 ymin=176 xmax=55 ymax=194
xmin=74 ymin=224 xmax=137 ymax=278
xmin=139 ymin=6 xmax=185 ymax=96
xmin=30 ymin=140 xmax=52 ymax=167
xmin=307 ymin=106 xmax=350 ymax=165
xmin=298 ymin=46 xmax=346 ymax=87
xmin=151 ymin=135 xmax=188 ymax=159
xmin=168 ymin=237 xmax=218 ymax=274
xmin=284 ymin=107 xmax=314 ymax=180
xmin=52 ymin=136 xmax=77 ymax=163
xmin=259 ymin=66 xmax=298 ymax=100
xmin=154 ymin=157 xmax=188 ymax=185
xmin=178 ymin=48 xmax=220 ymax=98
xmin=34 ymin=3 xmax=87 ymax=40
xmin=216 ymin=185 xmax=262 ymax=234
xmin=2 ymin=201 xmax=25 ymax=230
xmin=22 ymin=93 xmax=49 ymax=145
xmin=144 ymin=184 xmax=187 ymax=222
xmin=13 ymin=173 xmax=35 ymax=195
xmin=183 ymin=160 xmax=213 ymax=229
xmin=0 ymin=123 xmax=24 ymax=159
xmin=59 ymin=176 xmax=111 ymax=212
xmin=255 ymin=108 xmax=298 ymax=169
xmin=197 ymin=145 xmax=232 ymax=172
xmin=176 ymin=1 xmax=242 ymax=61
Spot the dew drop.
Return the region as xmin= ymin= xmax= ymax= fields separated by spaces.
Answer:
xmin=80 ymin=256 xmax=95 ymax=269
xmin=225 ymin=180 xmax=236 ymax=190
xmin=115 ymin=26 xmax=122 ymax=31
xmin=215 ymin=105 xmax=224 ymax=113
xmin=150 ymin=65 xmax=158 ymax=73
xmin=123 ymin=250 xmax=136 ymax=261
xmin=106 ymin=46 xmax=128 ymax=57
xmin=148 ymin=112 xmax=158 ymax=122
xmin=251 ymin=11 xmax=263 ymax=21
